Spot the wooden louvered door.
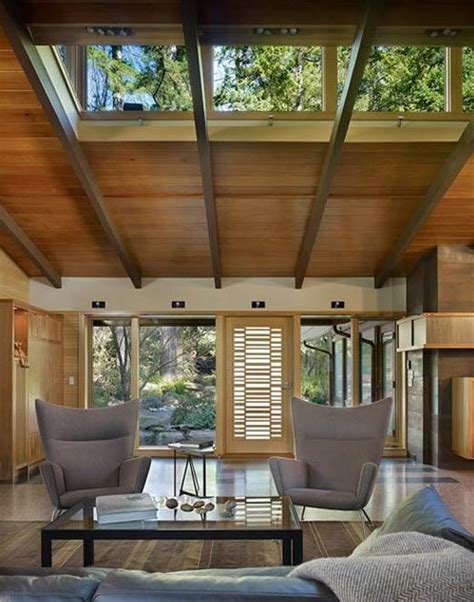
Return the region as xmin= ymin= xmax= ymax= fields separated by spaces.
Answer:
xmin=225 ymin=317 xmax=293 ymax=455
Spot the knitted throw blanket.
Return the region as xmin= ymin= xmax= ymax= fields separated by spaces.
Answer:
xmin=289 ymin=532 xmax=474 ymax=602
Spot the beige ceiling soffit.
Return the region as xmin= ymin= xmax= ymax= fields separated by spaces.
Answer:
xmin=78 ymin=119 xmax=468 ymax=144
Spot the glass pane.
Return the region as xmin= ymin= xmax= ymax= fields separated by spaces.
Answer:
xmin=213 ymin=46 xmax=322 ymax=111
xmin=92 ymin=320 xmax=132 ymax=406
xmin=361 ymin=341 xmax=373 ymax=404
xmin=300 ymin=326 xmax=330 ymax=404
xmin=139 ymin=321 xmax=216 ymax=447
xmin=383 ymin=338 xmax=396 ymax=436
xmin=346 ymin=338 xmax=352 ymax=404
xmin=334 ymin=340 xmax=343 ymax=406
xmin=338 ymin=46 xmax=445 ymax=111
xmin=86 ymin=45 xmax=192 ymax=111
xmin=463 ymin=47 xmax=474 ymax=112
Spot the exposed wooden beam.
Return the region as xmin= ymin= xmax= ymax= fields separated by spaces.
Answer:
xmin=181 ymin=0 xmax=222 ymax=289
xmin=375 ymin=120 xmax=474 ymax=288
xmin=0 ymin=204 xmax=62 ymax=288
xmin=0 ymin=0 xmax=142 ymax=288
xmin=295 ymin=0 xmax=382 ymax=289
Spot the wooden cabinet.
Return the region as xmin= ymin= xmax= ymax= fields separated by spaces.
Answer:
xmin=0 ymin=300 xmax=63 ymax=481
xmin=452 ymin=377 xmax=474 ymax=460
xmin=397 ymin=314 xmax=474 ymax=351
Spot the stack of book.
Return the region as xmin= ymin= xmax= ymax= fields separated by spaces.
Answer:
xmin=171 ymin=439 xmax=215 ymax=450
xmin=96 ymin=493 xmax=157 ymax=524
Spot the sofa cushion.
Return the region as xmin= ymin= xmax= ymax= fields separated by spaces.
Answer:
xmin=92 ymin=568 xmax=337 ymax=601
xmin=361 ymin=486 xmax=473 ymax=552
xmin=0 ymin=574 xmax=100 ymax=601
xmin=60 ymin=487 xmax=133 ymax=508
xmin=287 ymin=487 xmax=357 ymax=510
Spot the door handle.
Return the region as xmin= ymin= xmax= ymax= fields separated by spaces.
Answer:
xmin=281 ymin=383 xmax=292 ymax=390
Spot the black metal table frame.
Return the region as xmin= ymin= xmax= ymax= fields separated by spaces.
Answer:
xmin=172 ymin=447 xmax=210 ymax=498
xmin=41 ymin=500 xmax=303 ymax=568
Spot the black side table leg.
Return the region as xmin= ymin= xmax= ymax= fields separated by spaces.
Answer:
xmin=41 ymin=532 xmax=52 ymax=567
xmin=179 ymin=456 xmax=190 ymax=495
xmin=282 ymin=537 xmax=292 ymax=565
xmin=202 ymin=454 xmax=207 ymax=497
xmin=292 ymin=532 xmax=303 ymax=565
xmin=83 ymin=538 xmax=94 ymax=566
xmin=173 ymin=449 xmax=177 ymax=497
xmin=189 ymin=456 xmax=200 ymax=496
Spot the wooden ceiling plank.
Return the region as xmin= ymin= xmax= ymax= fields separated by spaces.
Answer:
xmin=0 ymin=203 xmax=61 ymax=287
xmin=0 ymin=0 xmax=142 ymax=288
xmin=181 ymin=0 xmax=222 ymax=288
xmin=294 ymin=0 xmax=382 ymax=289
xmin=375 ymin=121 xmax=474 ymax=288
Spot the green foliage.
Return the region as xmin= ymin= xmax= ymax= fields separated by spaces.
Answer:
xmin=134 ymin=46 xmax=192 ymax=110
xmin=87 ymin=45 xmax=192 ymax=111
xmin=300 ymin=337 xmax=330 ymax=404
xmin=82 ymin=43 xmax=469 ymax=114
xmin=463 ymin=47 xmax=474 ymax=112
xmin=338 ymin=46 xmax=445 ymax=111
xmin=214 ymin=46 xmax=322 ymax=111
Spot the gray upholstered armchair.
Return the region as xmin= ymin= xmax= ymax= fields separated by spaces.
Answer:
xmin=270 ymin=397 xmax=392 ymax=534
xmin=36 ymin=399 xmax=151 ymax=518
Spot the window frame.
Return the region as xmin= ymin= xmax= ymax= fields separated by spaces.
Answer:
xmin=52 ymin=43 xmax=473 ymax=119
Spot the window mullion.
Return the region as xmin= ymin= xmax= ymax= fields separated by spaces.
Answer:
xmin=445 ymin=47 xmax=463 ymax=113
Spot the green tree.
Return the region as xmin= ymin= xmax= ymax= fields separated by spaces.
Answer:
xmin=338 ymin=46 xmax=446 ymax=111
xmin=214 ymin=45 xmax=322 ymax=111
xmin=463 ymin=47 xmax=474 ymax=112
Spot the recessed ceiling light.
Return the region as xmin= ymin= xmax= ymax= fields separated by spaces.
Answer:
xmin=253 ymin=26 xmax=300 ymax=36
xmin=85 ymin=26 xmax=133 ymax=37
xmin=426 ymin=28 xmax=460 ymax=38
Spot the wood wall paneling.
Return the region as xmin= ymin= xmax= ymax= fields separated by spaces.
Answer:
xmin=62 ymin=312 xmax=80 ymax=407
xmin=0 ymin=302 xmax=13 ymax=480
xmin=0 ymin=248 xmax=29 ymax=301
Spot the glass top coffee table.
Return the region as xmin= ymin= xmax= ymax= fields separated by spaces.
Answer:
xmin=41 ymin=495 xmax=302 ymax=568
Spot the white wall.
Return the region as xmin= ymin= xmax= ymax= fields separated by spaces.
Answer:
xmin=30 ymin=276 xmax=406 ymax=314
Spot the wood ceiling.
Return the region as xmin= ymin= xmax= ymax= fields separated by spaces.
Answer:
xmin=0 ymin=1 xmax=472 ymax=288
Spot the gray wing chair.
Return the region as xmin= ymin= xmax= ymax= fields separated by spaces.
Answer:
xmin=270 ymin=397 xmax=392 ymax=535
xmin=36 ymin=399 xmax=151 ymax=518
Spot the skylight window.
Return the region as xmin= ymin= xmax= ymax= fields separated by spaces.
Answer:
xmin=213 ymin=46 xmax=323 ymax=111
xmin=56 ymin=44 xmax=192 ymax=112
xmin=337 ymin=46 xmax=446 ymax=112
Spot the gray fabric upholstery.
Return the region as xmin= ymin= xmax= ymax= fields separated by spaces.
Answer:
xmin=120 ymin=456 xmax=152 ymax=492
xmin=92 ymin=567 xmax=335 ymax=601
xmin=36 ymin=399 xmax=151 ymax=510
xmin=60 ymin=487 xmax=135 ymax=508
xmin=0 ymin=568 xmax=337 ymax=601
xmin=270 ymin=397 xmax=392 ymax=512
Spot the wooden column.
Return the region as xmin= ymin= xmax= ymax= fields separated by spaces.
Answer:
xmin=322 ymin=47 xmax=338 ymax=113
xmin=351 ymin=318 xmax=361 ymax=405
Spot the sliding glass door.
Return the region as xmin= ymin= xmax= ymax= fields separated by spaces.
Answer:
xmin=90 ymin=317 xmax=216 ymax=449
xmin=138 ymin=318 xmax=216 ymax=447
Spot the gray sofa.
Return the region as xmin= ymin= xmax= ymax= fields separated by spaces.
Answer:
xmin=0 ymin=487 xmax=472 ymax=601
